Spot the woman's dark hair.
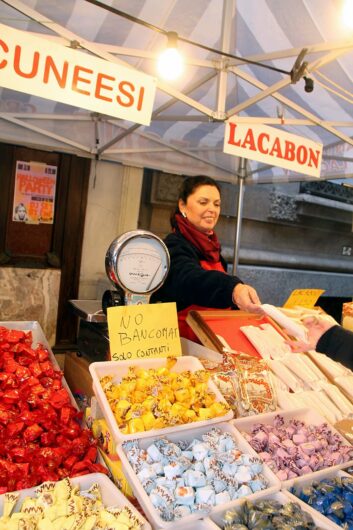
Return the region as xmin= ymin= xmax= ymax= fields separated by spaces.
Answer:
xmin=170 ymin=175 xmax=221 ymax=228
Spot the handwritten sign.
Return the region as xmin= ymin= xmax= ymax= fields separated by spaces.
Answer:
xmin=107 ymin=302 xmax=181 ymax=361
xmin=283 ymin=289 xmax=325 ymax=309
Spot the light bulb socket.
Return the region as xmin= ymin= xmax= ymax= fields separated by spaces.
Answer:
xmin=166 ymin=31 xmax=179 ymax=48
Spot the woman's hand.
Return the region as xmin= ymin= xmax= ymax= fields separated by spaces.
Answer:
xmin=286 ymin=315 xmax=337 ymax=352
xmin=232 ymin=283 xmax=262 ymax=313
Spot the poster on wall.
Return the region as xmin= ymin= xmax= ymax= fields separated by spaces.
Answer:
xmin=12 ymin=161 xmax=57 ymax=224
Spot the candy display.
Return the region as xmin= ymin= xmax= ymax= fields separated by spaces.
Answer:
xmin=239 ymin=414 xmax=353 ymax=481
xmin=0 ymin=475 xmax=144 ymax=529
xmin=218 ymin=498 xmax=327 ymax=530
xmin=232 ymin=355 xmax=277 ymax=416
xmin=96 ymin=357 xmax=230 ymax=435
xmin=200 ymin=354 xmax=277 ymax=417
xmin=291 ymin=474 xmax=353 ymax=528
xmin=0 ymin=325 xmax=106 ymax=492
xmin=121 ymin=426 xmax=270 ymax=524
xmin=4 ymin=317 xmax=353 ymax=529
xmin=276 ymin=384 xmax=353 ymax=425
xmin=307 ymin=352 xmax=351 ymax=380
xmin=240 ymin=323 xmax=291 ymax=359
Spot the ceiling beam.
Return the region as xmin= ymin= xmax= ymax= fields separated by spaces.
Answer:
xmin=228 ymin=58 xmax=353 ymax=147
xmin=0 ymin=115 xmax=91 ymax=151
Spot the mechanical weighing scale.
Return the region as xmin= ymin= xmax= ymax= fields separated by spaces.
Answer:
xmin=70 ymin=230 xmax=170 ymax=361
xmin=103 ymin=229 xmax=170 ymax=309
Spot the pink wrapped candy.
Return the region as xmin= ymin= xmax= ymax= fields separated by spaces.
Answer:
xmin=242 ymin=414 xmax=353 ymax=480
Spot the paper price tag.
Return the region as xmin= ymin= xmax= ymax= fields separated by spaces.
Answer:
xmin=283 ymin=288 xmax=325 ymax=309
xmin=107 ymin=302 xmax=181 ymax=361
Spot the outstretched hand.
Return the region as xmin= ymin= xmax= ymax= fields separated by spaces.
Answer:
xmin=232 ymin=283 xmax=263 ymax=314
xmin=286 ymin=315 xmax=337 ymax=352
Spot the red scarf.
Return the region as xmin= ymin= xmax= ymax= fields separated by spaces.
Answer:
xmin=175 ymin=213 xmax=221 ymax=262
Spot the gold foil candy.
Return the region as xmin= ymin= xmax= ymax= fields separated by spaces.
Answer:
xmin=198 ymin=407 xmax=213 ymax=420
xmin=141 ymin=411 xmax=156 ymax=430
xmin=128 ymin=417 xmax=145 ymax=433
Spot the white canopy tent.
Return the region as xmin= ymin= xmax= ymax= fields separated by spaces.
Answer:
xmin=1 ymin=0 xmax=353 ymax=268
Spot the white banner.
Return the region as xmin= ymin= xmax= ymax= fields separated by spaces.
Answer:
xmin=224 ymin=120 xmax=323 ymax=177
xmin=0 ymin=23 xmax=156 ymax=125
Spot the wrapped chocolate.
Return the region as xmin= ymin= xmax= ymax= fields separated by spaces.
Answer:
xmin=291 ymin=474 xmax=353 ymax=527
xmin=220 ymin=497 xmax=326 ymax=529
xmin=199 ymin=353 xmax=277 ymax=417
xmin=233 ymin=355 xmax=277 ymax=416
xmin=240 ymin=413 xmax=353 ymax=481
xmin=122 ymin=426 xmax=269 ymax=523
xmin=0 ymin=325 xmax=107 ymax=492
xmin=0 ymin=476 xmax=144 ymax=529
xmin=99 ymin=357 xmax=230 ymax=434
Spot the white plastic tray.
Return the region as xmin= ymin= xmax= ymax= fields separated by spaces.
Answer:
xmin=116 ymin=421 xmax=280 ymax=529
xmin=182 ymin=520 xmax=219 ymax=530
xmin=284 ymin=468 xmax=352 ymax=530
xmin=89 ymin=356 xmax=234 ymax=442
xmin=209 ymin=490 xmax=337 ymax=529
xmin=233 ymin=407 xmax=353 ymax=486
xmin=0 ymin=472 xmax=151 ymax=529
xmin=0 ymin=320 xmax=77 ymax=409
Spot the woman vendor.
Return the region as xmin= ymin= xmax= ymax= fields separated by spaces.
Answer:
xmin=151 ymin=175 xmax=262 ymax=340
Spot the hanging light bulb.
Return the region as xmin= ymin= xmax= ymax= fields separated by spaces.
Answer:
xmin=342 ymin=0 xmax=353 ymax=28
xmin=157 ymin=31 xmax=184 ymax=81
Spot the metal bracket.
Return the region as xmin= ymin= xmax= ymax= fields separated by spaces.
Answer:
xmin=211 ymin=110 xmax=227 ymax=122
xmin=290 ymin=48 xmax=308 ymax=83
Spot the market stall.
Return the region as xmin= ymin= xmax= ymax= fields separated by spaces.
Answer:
xmin=2 ymin=314 xmax=353 ymax=529
xmin=2 ymin=1 xmax=353 ymax=528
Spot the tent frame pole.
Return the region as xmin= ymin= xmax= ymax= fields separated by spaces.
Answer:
xmin=232 ymin=157 xmax=246 ymax=274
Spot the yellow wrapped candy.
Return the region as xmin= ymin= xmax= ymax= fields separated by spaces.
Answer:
xmin=174 ymin=387 xmax=191 ymax=403
xmin=114 ymin=399 xmax=131 ymax=419
xmin=198 ymin=407 xmax=213 ymax=420
xmin=125 ymin=404 xmax=144 ymax=421
xmin=99 ymin=357 xmax=230 ymax=433
xmin=141 ymin=411 xmax=156 ymax=431
xmin=210 ymin=401 xmax=229 ymax=416
xmin=184 ymin=409 xmax=197 ymax=422
xmin=128 ymin=417 xmax=145 ymax=433
xmin=203 ymin=391 xmax=217 ymax=407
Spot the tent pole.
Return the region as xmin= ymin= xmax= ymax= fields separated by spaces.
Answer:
xmin=232 ymin=157 xmax=247 ymax=274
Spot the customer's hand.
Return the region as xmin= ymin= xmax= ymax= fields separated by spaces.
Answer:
xmin=286 ymin=315 xmax=336 ymax=352
xmin=232 ymin=283 xmax=263 ymax=314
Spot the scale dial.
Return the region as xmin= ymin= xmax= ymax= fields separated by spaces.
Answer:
xmin=105 ymin=230 xmax=170 ymax=295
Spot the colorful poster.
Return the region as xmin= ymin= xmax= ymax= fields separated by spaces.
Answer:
xmin=13 ymin=161 xmax=57 ymax=224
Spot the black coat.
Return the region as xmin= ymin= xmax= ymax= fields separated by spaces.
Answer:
xmin=317 ymin=325 xmax=353 ymax=369
xmin=150 ymin=231 xmax=242 ymax=311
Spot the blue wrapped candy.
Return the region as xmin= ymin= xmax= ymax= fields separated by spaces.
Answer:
xmin=292 ymin=475 xmax=353 ymax=527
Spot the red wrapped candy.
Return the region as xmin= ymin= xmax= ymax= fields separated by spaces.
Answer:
xmin=0 ymin=325 xmax=107 ymax=492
